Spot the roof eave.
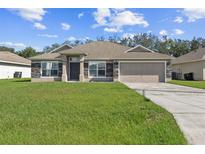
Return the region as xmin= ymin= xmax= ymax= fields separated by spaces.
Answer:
xmin=48 ymin=44 xmax=73 ymax=53
xmin=0 ymin=60 xmax=31 ymax=66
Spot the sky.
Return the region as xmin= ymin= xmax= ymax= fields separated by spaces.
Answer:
xmin=0 ymin=8 xmax=205 ymax=51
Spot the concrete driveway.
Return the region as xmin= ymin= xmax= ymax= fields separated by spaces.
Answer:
xmin=123 ymin=82 xmax=205 ymax=145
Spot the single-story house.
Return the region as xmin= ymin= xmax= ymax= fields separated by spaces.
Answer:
xmin=30 ymin=41 xmax=172 ymax=83
xmin=0 ymin=51 xmax=31 ymax=79
xmin=172 ymin=47 xmax=205 ymax=80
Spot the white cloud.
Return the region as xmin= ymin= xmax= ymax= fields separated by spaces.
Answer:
xmin=110 ymin=10 xmax=149 ymax=28
xmin=67 ymin=36 xmax=76 ymax=41
xmin=122 ymin=33 xmax=135 ymax=39
xmin=182 ymin=8 xmax=205 ymax=22
xmin=173 ymin=29 xmax=185 ymax=35
xmin=147 ymin=30 xmax=152 ymax=33
xmin=111 ymin=8 xmax=125 ymax=14
xmin=92 ymin=9 xmax=148 ymax=32
xmin=93 ymin=8 xmax=111 ymax=26
xmin=34 ymin=22 xmax=46 ymax=30
xmin=9 ymin=8 xmax=46 ymax=22
xmin=66 ymin=36 xmax=91 ymax=42
xmin=159 ymin=30 xmax=168 ymax=36
xmin=0 ymin=41 xmax=26 ymax=49
xmin=104 ymin=27 xmax=121 ymax=33
xmin=61 ymin=23 xmax=71 ymax=30
xmin=174 ymin=16 xmax=183 ymax=23
xmin=38 ymin=34 xmax=58 ymax=38
xmin=84 ymin=37 xmax=90 ymax=40
xmin=78 ymin=12 xmax=84 ymax=18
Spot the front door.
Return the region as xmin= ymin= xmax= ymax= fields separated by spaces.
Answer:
xmin=70 ymin=62 xmax=80 ymax=80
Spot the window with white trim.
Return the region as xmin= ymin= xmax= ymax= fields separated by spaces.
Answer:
xmin=89 ymin=61 xmax=106 ymax=77
xmin=41 ymin=61 xmax=59 ymax=77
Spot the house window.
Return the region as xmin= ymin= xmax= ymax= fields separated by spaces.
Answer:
xmin=89 ymin=61 xmax=106 ymax=78
xmin=41 ymin=61 xmax=59 ymax=77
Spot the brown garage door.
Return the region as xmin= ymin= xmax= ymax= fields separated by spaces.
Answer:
xmin=120 ymin=62 xmax=165 ymax=82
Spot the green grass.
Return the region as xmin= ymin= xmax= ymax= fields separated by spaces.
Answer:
xmin=169 ymin=80 xmax=205 ymax=89
xmin=0 ymin=78 xmax=187 ymax=144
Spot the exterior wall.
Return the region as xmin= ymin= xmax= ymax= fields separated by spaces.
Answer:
xmin=172 ymin=61 xmax=204 ymax=80
xmin=203 ymin=61 xmax=205 ymax=80
xmin=31 ymin=58 xmax=171 ymax=83
xmin=0 ymin=62 xmax=31 ymax=79
xmin=84 ymin=77 xmax=113 ymax=82
xmin=166 ymin=60 xmax=172 ymax=82
xmin=31 ymin=61 xmax=62 ymax=82
xmin=32 ymin=77 xmax=61 ymax=82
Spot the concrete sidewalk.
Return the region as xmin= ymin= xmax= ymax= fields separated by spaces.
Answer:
xmin=123 ymin=82 xmax=205 ymax=145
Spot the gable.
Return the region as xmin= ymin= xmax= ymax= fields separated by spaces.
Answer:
xmin=49 ymin=44 xmax=72 ymax=53
xmin=125 ymin=45 xmax=155 ymax=53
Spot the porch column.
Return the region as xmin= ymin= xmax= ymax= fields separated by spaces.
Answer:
xmin=79 ymin=55 xmax=84 ymax=82
xmin=61 ymin=55 xmax=68 ymax=82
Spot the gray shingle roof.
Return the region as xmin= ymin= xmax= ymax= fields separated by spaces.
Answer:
xmin=30 ymin=41 xmax=173 ymax=61
xmin=172 ymin=47 xmax=205 ymax=64
xmin=60 ymin=41 xmax=172 ymax=60
xmin=29 ymin=53 xmax=62 ymax=61
xmin=0 ymin=51 xmax=31 ymax=66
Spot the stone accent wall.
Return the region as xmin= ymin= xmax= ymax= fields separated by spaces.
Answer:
xmin=106 ymin=62 xmax=113 ymax=77
xmin=113 ymin=61 xmax=119 ymax=81
xmin=58 ymin=63 xmax=62 ymax=77
xmin=31 ymin=62 xmax=41 ymax=78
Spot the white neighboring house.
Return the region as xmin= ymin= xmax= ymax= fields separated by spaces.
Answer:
xmin=0 ymin=51 xmax=31 ymax=79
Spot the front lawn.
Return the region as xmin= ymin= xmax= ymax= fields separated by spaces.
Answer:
xmin=168 ymin=80 xmax=205 ymax=89
xmin=0 ymin=79 xmax=187 ymax=144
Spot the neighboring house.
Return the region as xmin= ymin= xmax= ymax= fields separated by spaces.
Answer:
xmin=0 ymin=51 xmax=31 ymax=79
xmin=30 ymin=41 xmax=172 ymax=83
xmin=172 ymin=47 xmax=205 ymax=80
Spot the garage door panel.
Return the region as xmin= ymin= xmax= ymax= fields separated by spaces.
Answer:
xmin=120 ymin=62 xmax=165 ymax=82
xmin=120 ymin=63 xmax=142 ymax=75
xmin=120 ymin=75 xmax=159 ymax=82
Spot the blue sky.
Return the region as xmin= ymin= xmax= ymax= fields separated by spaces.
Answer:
xmin=0 ymin=8 xmax=205 ymax=51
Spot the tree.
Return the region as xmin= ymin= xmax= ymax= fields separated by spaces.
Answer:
xmin=190 ymin=37 xmax=200 ymax=51
xmin=17 ymin=47 xmax=38 ymax=58
xmin=42 ymin=34 xmax=205 ymax=58
xmin=0 ymin=46 xmax=15 ymax=52
xmin=96 ymin=36 xmax=105 ymax=41
xmin=43 ymin=43 xmax=61 ymax=53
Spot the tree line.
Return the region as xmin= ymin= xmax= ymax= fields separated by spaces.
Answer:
xmin=1 ymin=33 xmax=205 ymax=58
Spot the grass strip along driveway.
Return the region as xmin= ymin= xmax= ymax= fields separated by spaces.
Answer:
xmin=0 ymin=79 xmax=187 ymax=144
xmin=169 ymin=80 xmax=205 ymax=90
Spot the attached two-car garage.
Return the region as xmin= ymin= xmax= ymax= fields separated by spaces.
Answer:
xmin=119 ymin=61 xmax=166 ymax=82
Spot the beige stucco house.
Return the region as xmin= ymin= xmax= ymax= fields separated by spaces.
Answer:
xmin=30 ymin=41 xmax=172 ymax=83
xmin=172 ymin=47 xmax=205 ymax=80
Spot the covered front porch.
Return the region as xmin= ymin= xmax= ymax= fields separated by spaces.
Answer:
xmin=61 ymin=54 xmax=117 ymax=82
xmin=61 ymin=54 xmax=85 ymax=82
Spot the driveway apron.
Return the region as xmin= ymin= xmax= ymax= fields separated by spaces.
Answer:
xmin=123 ymin=82 xmax=205 ymax=145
